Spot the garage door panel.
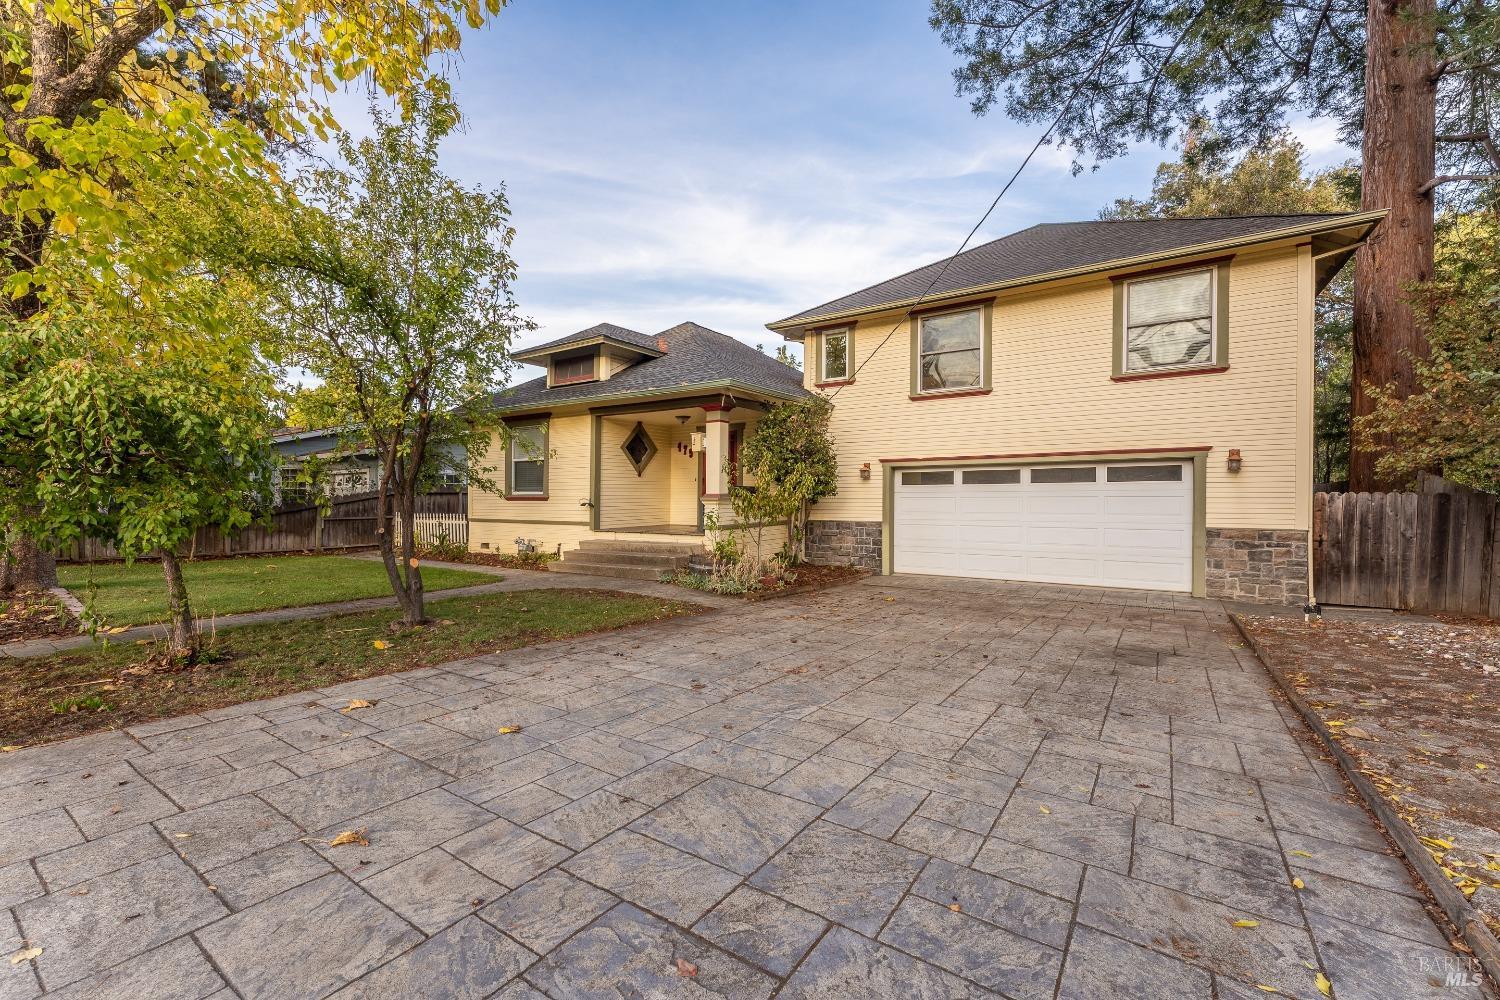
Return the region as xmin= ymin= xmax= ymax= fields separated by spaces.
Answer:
xmin=893 ymin=460 xmax=1192 ymax=592
xmin=1101 ymin=526 xmax=1187 ymax=550
xmin=1100 ymin=558 xmax=1185 ymax=585
xmin=1108 ymin=495 xmax=1191 ymax=519
xmin=1028 ymin=525 xmax=1104 ymax=549
xmin=1024 ymin=495 xmax=1104 ymax=518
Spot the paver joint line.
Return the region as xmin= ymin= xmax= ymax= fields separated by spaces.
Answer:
xmin=0 ymin=575 xmax=1484 ymax=1000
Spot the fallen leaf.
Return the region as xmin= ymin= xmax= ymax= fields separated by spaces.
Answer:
xmin=1315 ymin=972 xmax=1332 ymax=997
xmin=1254 ymin=986 xmax=1279 ymax=994
xmin=1290 ymin=850 xmax=1313 ymax=858
xmin=947 ymin=903 xmax=961 ymax=912
xmin=1231 ymin=919 xmax=1260 ymax=928
xmin=1292 ymin=877 xmax=1305 ymax=890
xmin=341 ymin=699 xmax=373 ymax=713
xmin=1342 ymin=726 xmax=1372 ymax=739
xmin=1477 ymin=763 xmax=1488 ymax=770
xmin=372 ymin=640 xmax=391 ymax=650
xmin=9 ymin=947 xmax=41 ymax=965
xmin=328 ymin=828 xmax=369 ymax=848
xmin=1038 ymin=805 xmax=1052 ymax=815
xmin=0 ymin=745 xmax=21 ymax=753
xmin=497 ymin=726 xmax=523 ymax=735
xmin=173 ymin=833 xmax=193 ymax=840
xmin=675 ymin=958 xmax=698 ymax=978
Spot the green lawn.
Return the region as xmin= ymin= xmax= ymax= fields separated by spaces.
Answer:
xmin=58 ymin=554 xmax=496 ymax=626
xmin=2 ymin=588 xmax=702 ymax=747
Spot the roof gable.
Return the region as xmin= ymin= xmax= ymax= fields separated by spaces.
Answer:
xmin=769 ymin=213 xmax=1382 ymax=331
xmin=491 ymin=321 xmax=807 ymax=413
xmin=512 ymin=322 xmax=665 ymax=364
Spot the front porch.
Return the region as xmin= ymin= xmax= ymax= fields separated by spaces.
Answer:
xmin=590 ymin=397 xmax=754 ymax=538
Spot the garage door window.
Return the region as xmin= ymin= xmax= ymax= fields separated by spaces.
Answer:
xmin=963 ymin=469 xmax=1020 ymax=484
xmin=1107 ymin=464 xmax=1183 ymax=482
xmin=901 ymin=471 xmax=954 ymax=485
xmin=1030 ymin=467 xmax=1096 ymax=483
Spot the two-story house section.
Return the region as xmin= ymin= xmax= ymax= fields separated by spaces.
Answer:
xmin=767 ymin=212 xmax=1384 ymax=605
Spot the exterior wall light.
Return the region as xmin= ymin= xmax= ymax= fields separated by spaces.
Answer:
xmin=1227 ymin=448 xmax=1243 ymax=473
xmin=859 ymin=462 xmax=872 ymax=481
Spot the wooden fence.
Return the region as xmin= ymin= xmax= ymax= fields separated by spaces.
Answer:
xmin=1314 ymin=476 xmax=1499 ymax=617
xmin=56 ymin=489 xmax=467 ymax=563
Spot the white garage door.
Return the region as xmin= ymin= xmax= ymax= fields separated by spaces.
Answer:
xmin=893 ymin=460 xmax=1193 ymax=591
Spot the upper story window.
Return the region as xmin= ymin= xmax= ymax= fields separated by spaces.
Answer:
xmin=507 ymin=423 xmax=547 ymax=497
xmin=552 ymin=355 xmax=594 ymax=385
xmin=1121 ymin=267 xmax=1219 ymax=374
xmin=916 ymin=306 xmax=984 ymax=393
xmin=819 ymin=327 xmax=851 ymax=383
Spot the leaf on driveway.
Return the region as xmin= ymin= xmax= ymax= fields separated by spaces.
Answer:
xmin=1289 ymin=849 xmax=1313 ymax=858
xmin=341 ymin=699 xmax=373 ymax=713
xmin=1038 ymin=805 xmax=1051 ymax=815
xmin=1315 ymin=972 xmax=1333 ymax=997
xmin=328 ymin=828 xmax=369 ymax=848
xmin=497 ymin=726 xmax=523 ymax=735
xmin=1343 ymin=725 xmax=1372 ymax=739
xmin=1231 ymin=919 xmax=1259 ymax=928
xmin=674 ymin=958 xmax=698 ymax=977
xmin=1292 ymin=877 xmax=1306 ymax=890
xmin=0 ymin=745 xmax=22 ymax=752
xmin=9 ymin=946 xmax=41 ymax=965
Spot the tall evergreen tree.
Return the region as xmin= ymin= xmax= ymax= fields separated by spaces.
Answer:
xmin=930 ymin=0 xmax=1500 ymax=489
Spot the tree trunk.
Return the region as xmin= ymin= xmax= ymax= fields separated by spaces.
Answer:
xmin=397 ymin=490 xmax=425 ymax=626
xmin=160 ymin=551 xmax=197 ymax=661
xmin=1350 ymin=0 xmax=1437 ymax=492
xmin=4 ymin=532 xmax=59 ymax=593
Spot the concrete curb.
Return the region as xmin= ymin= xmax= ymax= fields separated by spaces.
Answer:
xmin=1230 ymin=613 xmax=1500 ymax=987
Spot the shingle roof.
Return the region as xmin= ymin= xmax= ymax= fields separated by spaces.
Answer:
xmin=490 ymin=322 xmax=808 ymax=413
xmin=769 ymin=214 xmax=1372 ymax=329
xmin=514 ymin=322 xmax=663 ymax=358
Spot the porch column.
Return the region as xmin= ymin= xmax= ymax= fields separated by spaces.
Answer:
xmin=702 ymin=404 xmax=732 ymax=500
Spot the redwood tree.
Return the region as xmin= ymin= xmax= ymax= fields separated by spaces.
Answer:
xmin=930 ymin=0 xmax=1500 ymax=490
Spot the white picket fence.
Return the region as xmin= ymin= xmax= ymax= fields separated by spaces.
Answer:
xmin=392 ymin=512 xmax=468 ymax=550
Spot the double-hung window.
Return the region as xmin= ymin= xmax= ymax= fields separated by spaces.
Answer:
xmin=1119 ymin=267 xmax=1222 ymax=375
xmin=508 ymin=423 xmax=547 ymax=497
xmin=819 ymin=328 xmax=851 ymax=383
xmin=916 ymin=306 xmax=984 ymax=393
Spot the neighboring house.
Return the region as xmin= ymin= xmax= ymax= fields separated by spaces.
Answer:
xmin=271 ymin=427 xmax=463 ymax=505
xmin=471 ymin=322 xmax=807 ymax=573
xmin=765 ymin=211 xmax=1384 ymax=605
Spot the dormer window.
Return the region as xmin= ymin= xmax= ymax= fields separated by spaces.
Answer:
xmin=553 ymin=355 xmax=595 ymax=385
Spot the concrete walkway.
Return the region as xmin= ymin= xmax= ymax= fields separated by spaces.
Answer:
xmin=0 ymin=575 xmax=1484 ymax=998
xmin=0 ymin=564 xmax=737 ymax=659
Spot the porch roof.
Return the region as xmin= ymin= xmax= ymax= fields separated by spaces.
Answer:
xmin=490 ymin=321 xmax=808 ymax=416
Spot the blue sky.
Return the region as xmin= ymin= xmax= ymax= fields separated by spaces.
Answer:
xmin=334 ymin=0 xmax=1352 ymax=363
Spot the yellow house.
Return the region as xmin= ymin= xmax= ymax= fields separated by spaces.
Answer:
xmin=765 ymin=211 xmax=1384 ymax=605
xmin=470 ymin=322 xmax=807 ymax=579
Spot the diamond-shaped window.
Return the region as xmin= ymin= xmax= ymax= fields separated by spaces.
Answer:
xmin=620 ymin=422 xmax=658 ymax=476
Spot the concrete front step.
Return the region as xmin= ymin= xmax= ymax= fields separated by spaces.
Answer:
xmin=547 ymin=559 xmax=678 ymax=582
xmin=560 ymin=550 xmax=696 ymax=569
xmin=577 ymin=539 xmax=704 ymax=556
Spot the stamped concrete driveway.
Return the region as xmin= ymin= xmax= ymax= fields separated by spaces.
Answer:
xmin=0 ymin=576 xmax=1483 ymax=1000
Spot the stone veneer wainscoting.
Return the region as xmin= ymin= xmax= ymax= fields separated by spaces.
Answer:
xmin=1205 ymin=528 xmax=1310 ymax=605
xmin=806 ymin=521 xmax=882 ymax=571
